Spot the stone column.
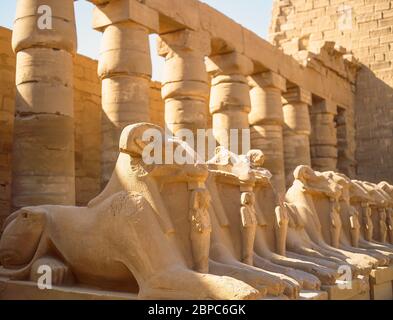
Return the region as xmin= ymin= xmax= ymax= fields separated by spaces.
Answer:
xmin=12 ymin=0 xmax=77 ymax=209
xmin=248 ymin=71 xmax=286 ymax=194
xmin=282 ymin=87 xmax=312 ymax=188
xmin=95 ymin=3 xmax=159 ymax=186
xmin=310 ymin=98 xmax=338 ymax=172
xmin=158 ymin=30 xmax=211 ymax=136
xmin=206 ymin=52 xmax=253 ymax=156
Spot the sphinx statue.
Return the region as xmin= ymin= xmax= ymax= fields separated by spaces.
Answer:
xmin=320 ymin=172 xmax=391 ymax=266
xmin=248 ymin=155 xmax=338 ymax=288
xmin=356 ymin=181 xmax=393 ymax=249
xmin=349 ymin=180 xmax=393 ymax=258
xmin=206 ymin=148 xmax=301 ymax=299
xmin=378 ymin=182 xmax=393 ymax=244
xmin=0 ymin=123 xmax=264 ymax=300
xmin=208 ymin=149 xmax=340 ymax=292
xmin=285 ymin=166 xmax=378 ymax=277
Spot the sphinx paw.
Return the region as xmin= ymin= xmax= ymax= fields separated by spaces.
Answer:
xmin=30 ymin=257 xmax=73 ymax=286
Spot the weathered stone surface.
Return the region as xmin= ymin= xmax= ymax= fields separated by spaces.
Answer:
xmin=270 ymin=0 xmax=393 ymax=184
xmin=11 ymin=0 xmax=77 ymax=210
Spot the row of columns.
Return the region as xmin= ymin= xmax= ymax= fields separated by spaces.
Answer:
xmin=9 ymin=0 xmax=342 ymax=210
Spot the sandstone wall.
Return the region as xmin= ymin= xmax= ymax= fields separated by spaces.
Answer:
xmin=270 ymin=0 xmax=393 ymax=183
xmin=73 ymin=55 xmax=102 ymax=206
xmin=0 ymin=27 xmax=16 ymax=224
xmin=0 ymin=27 xmax=165 ymax=212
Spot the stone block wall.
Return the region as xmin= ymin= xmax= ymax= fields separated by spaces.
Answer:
xmin=73 ymin=55 xmax=102 ymax=206
xmin=0 ymin=27 xmax=165 ymax=213
xmin=0 ymin=27 xmax=16 ymax=225
xmin=270 ymin=0 xmax=393 ymax=183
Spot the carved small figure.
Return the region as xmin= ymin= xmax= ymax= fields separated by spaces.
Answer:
xmin=361 ymin=202 xmax=374 ymax=242
xmin=189 ymin=189 xmax=212 ymax=273
xmin=240 ymin=192 xmax=258 ymax=266
xmin=348 ymin=206 xmax=361 ymax=247
xmin=387 ymin=208 xmax=393 ymax=244
xmin=329 ymin=198 xmax=342 ymax=248
xmin=274 ymin=195 xmax=289 ymax=256
xmin=378 ymin=208 xmax=388 ymax=243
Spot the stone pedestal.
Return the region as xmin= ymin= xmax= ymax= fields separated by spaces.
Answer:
xmin=158 ymin=30 xmax=210 ymax=137
xmin=206 ymin=52 xmax=253 ymax=156
xmin=282 ymin=87 xmax=312 ymax=188
xmin=310 ymin=99 xmax=338 ymax=172
xmin=369 ymin=266 xmax=393 ymax=300
xmin=248 ymin=72 xmax=286 ymax=194
xmin=94 ymin=2 xmax=159 ymax=186
xmin=11 ymin=0 xmax=77 ymax=209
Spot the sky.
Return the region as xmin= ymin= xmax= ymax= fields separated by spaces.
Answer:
xmin=0 ymin=0 xmax=273 ymax=80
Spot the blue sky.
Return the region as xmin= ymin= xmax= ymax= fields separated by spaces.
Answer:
xmin=0 ymin=0 xmax=273 ymax=80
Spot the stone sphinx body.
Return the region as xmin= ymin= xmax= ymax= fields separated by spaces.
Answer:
xmin=318 ymin=172 xmax=392 ymax=266
xmin=360 ymin=181 xmax=393 ymax=246
xmin=285 ymin=166 xmax=379 ymax=277
xmin=378 ymin=182 xmax=393 ymax=244
xmin=207 ymin=150 xmax=329 ymax=294
xmin=205 ymin=150 xmax=298 ymax=298
xmin=0 ymin=123 xmax=262 ymax=300
xmin=253 ymin=174 xmax=341 ymax=286
xmin=1 ymin=123 xmax=392 ymax=300
xmin=352 ymin=180 xmax=393 ymax=250
xmin=237 ymin=155 xmax=335 ymax=288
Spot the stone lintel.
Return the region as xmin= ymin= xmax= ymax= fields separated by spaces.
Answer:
xmin=92 ymin=0 xmax=159 ymax=33
xmin=157 ymin=29 xmax=211 ymax=57
xmin=248 ymin=71 xmax=286 ymax=92
xmin=282 ymin=86 xmax=312 ymax=105
xmin=206 ymin=52 xmax=253 ymax=77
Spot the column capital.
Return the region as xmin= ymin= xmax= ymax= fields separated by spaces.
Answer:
xmin=282 ymin=87 xmax=312 ymax=105
xmin=248 ymin=71 xmax=286 ymax=92
xmin=311 ymin=98 xmax=338 ymax=115
xmin=92 ymin=0 xmax=159 ymax=33
xmin=157 ymin=29 xmax=211 ymax=57
xmin=205 ymin=52 xmax=254 ymax=77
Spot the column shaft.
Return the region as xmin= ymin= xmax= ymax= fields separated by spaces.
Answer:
xmin=206 ymin=52 xmax=253 ymax=155
xmin=98 ymin=20 xmax=155 ymax=186
xmin=158 ymin=30 xmax=210 ymax=136
xmin=248 ymin=72 xmax=286 ymax=194
xmin=310 ymin=99 xmax=338 ymax=172
xmin=12 ymin=0 xmax=77 ymax=209
xmin=282 ymin=87 xmax=312 ymax=188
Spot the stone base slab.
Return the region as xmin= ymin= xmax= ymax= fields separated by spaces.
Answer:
xmin=370 ymin=282 xmax=393 ymax=300
xmin=350 ymin=290 xmax=371 ymax=300
xmin=322 ymin=278 xmax=369 ymax=300
xmin=0 ymin=277 xmax=138 ymax=300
